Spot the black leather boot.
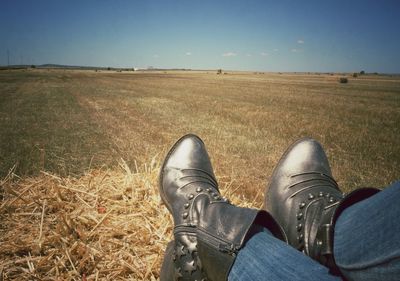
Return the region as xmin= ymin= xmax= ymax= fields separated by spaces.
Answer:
xmin=160 ymin=134 xmax=286 ymax=281
xmin=160 ymin=241 xmax=175 ymax=281
xmin=264 ymin=138 xmax=379 ymax=274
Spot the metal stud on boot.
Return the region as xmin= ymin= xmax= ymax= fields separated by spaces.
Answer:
xmin=264 ymin=138 xmax=379 ymax=274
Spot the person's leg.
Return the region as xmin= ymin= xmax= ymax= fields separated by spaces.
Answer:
xmin=334 ymin=181 xmax=400 ymax=281
xmin=229 ymin=229 xmax=340 ymax=281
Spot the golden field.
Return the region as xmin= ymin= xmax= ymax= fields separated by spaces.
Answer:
xmin=0 ymin=69 xmax=399 ymax=280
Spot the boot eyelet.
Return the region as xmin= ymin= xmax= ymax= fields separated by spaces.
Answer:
xmin=188 ymin=194 xmax=194 ymax=200
xmin=184 ymin=203 xmax=190 ymax=209
xmin=297 ymin=223 xmax=302 ymax=231
xmin=299 ymin=202 xmax=306 ymax=209
xmin=297 ymin=212 xmax=303 ymax=220
xmin=182 ymin=212 xmax=189 ymax=219
xmin=308 ymin=194 xmax=315 ymax=200
xmin=196 ymin=187 xmax=203 ymax=193
xmin=206 ymin=188 xmax=212 ymax=193
xmin=329 ymin=197 xmax=335 ymax=203
xmin=319 ymin=192 xmax=324 ymax=197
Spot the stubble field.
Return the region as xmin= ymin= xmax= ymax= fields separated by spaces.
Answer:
xmin=0 ymin=69 xmax=399 ymax=280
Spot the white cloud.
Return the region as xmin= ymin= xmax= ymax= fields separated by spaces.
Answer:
xmin=245 ymin=53 xmax=252 ymax=57
xmin=185 ymin=52 xmax=192 ymax=56
xmin=222 ymin=52 xmax=237 ymax=57
xmin=273 ymin=48 xmax=279 ymax=52
xmin=297 ymin=39 xmax=304 ymax=44
xmin=260 ymin=52 xmax=268 ymax=56
xmin=291 ymin=48 xmax=302 ymax=53
xmin=153 ymin=54 xmax=159 ymax=58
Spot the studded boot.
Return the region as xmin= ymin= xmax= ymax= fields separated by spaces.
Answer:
xmin=160 ymin=134 xmax=286 ymax=280
xmin=264 ymin=138 xmax=379 ymax=274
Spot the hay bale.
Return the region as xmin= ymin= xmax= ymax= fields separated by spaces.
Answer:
xmin=0 ymin=161 xmax=255 ymax=280
xmin=339 ymin=77 xmax=348 ymax=83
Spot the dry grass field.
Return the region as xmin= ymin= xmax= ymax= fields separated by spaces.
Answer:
xmin=1 ymin=69 xmax=399 ymax=280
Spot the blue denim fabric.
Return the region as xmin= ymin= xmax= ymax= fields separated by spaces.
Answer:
xmin=334 ymin=181 xmax=400 ymax=281
xmin=229 ymin=230 xmax=340 ymax=281
xmin=229 ymin=182 xmax=400 ymax=281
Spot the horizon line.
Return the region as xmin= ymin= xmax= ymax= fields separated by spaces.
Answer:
xmin=0 ymin=64 xmax=398 ymax=75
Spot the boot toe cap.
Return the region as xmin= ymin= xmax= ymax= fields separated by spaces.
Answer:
xmin=267 ymin=138 xmax=332 ymax=199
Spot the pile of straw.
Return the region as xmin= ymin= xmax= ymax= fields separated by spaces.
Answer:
xmin=0 ymin=160 xmax=256 ymax=280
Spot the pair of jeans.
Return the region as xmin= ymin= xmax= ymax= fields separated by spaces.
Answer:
xmin=229 ymin=181 xmax=400 ymax=281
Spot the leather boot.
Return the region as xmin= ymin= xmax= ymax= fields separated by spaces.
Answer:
xmin=264 ymin=138 xmax=379 ymax=274
xmin=160 ymin=134 xmax=286 ymax=280
xmin=160 ymin=241 xmax=175 ymax=281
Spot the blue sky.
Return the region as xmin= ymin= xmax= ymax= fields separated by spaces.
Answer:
xmin=1 ymin=0 xmax=399 ymax=72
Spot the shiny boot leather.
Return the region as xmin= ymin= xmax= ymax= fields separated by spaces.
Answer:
xmin=160 ymin=134 xmax=286 ymax=280
xmin=264 ymin=138 xmax=379 ymax=274
xmin=160 ymin=241 xmax=175 ymax=281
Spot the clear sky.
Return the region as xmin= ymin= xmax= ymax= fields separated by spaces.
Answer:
xmin=1 ymin=0 xmax=400 ymax=73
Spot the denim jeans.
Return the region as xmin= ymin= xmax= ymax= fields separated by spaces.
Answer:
xmin=334 ymin=181 xmax=400 ymax=281
xmin=229 ymin=182 xmax=400 ymax=281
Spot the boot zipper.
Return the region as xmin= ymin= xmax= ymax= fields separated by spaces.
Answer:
xmin=197 ymin=227 xmax=240 ymax=256
xmin=174 ymin=225 xmax=241 ymax=256
xmin=219 ymin=243 xmax=241 ymax=256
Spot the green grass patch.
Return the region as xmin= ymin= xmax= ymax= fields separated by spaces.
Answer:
xmin=0 ymin=71 xmax=117 ymax=177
